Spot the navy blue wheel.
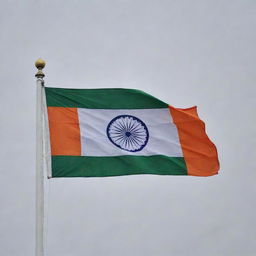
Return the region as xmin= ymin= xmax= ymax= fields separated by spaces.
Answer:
xmin=106 ymin=115 xmax=149 ymax=152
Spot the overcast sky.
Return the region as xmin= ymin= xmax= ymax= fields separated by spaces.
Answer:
xmin=0 ymin=1 xmax=255 ymax=255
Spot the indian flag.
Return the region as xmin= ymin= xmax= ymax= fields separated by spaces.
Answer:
xmin=45 ymin=87 xmax=219 ymax=178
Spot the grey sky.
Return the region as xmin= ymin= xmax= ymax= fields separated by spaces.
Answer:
xmin=0 ymin=0 xmax=256 ymax=255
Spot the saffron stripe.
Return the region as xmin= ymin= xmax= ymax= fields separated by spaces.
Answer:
xmin=169 ymin=106 xmax=219 ymax=176
xmin=47 ymin=107 xmax=81 ymax=156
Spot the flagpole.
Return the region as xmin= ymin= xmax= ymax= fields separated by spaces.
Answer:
xmin=35 ymin=58 xmax=46 ymax=256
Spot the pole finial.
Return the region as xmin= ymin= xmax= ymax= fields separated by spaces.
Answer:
xmin=35 ymin=58 xmax=46 ymax=79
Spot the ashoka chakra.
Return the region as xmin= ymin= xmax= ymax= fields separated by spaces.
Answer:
xmin=106 ymin=115 xmax=149 ymax=152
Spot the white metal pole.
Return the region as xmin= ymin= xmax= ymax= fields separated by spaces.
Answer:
xmin=35 ymin=59 xmax=46 ymax=256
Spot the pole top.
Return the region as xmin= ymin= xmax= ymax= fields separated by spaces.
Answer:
xmin=35 ymin=58 xmax=46 ymax=78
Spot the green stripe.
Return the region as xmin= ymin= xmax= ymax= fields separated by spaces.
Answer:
xmin=51 ymin=155 xmax=187 ymax=178
xmin=45 ymin=87 xmax=168 ymax=109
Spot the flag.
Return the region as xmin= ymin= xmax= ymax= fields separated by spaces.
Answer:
xmin=45 ymin=87 xmax=219 ymax=178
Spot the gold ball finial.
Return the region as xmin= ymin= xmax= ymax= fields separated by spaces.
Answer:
xmin=35 ymin=58 xmax=46 ymax=78
xmin=35 ymin=58 xmax=46 ymax=69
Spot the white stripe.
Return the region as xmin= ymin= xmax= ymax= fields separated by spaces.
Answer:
xmin=78 ymin=108 xmax=183 ymax=157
